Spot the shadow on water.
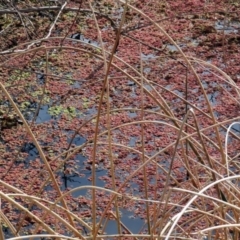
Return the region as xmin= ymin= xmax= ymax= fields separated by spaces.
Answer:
xmin=61 ymin=154 xmax=107 ymax=198
xmin=62 ymin=133 xmax=105 ymax=191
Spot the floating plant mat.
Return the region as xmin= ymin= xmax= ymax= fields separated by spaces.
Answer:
xmin=1 ymin=48 xmax=240 ymax=237
xmin=1 ymin=1 xmax=240 ymax=239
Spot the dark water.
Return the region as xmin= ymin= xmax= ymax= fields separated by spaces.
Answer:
xmin=36 ymin=105 xmax=52 ymax=123
xmin=20 ymin=103 xmax=145 ymax=235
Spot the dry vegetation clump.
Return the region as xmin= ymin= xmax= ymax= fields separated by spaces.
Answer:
xmin=0 ymin=0 xmax=240 ymax=239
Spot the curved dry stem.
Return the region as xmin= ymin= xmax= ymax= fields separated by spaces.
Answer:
xmin=0 ymin=2 xmax=239 ymax=239
xmin=0 ymin=210 xmax=17 ymax=237
xmin=225 ymin=122 xmax=240 ymax=176
xmin=88 ymin=1 xmax=122 ymax=236
xmin=0 ymin=180 xmax=92 ymax=232
xmin=165 ymin=175 xmax=240 ymax=239
xmin=0 ymin=191 xmax=56 ymax=235
xmin=117 ymin=0 xmax=225 ymax=169
xmin=0 ymin=83 xmax=78 ymax=234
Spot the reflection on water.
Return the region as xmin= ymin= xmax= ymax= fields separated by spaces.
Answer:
xmin=36 ymin=105 xmax=52 ymax=123
xmin=215 ymin=21 xmax=239 ymax=34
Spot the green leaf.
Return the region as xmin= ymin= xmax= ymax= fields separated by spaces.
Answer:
xmin=20 ymin=101 xmax=30 ymax=109
xmin=48 ymin=106 xmax=63 ymax=116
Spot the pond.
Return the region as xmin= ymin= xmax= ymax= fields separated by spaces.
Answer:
xmin=1 ymin=2 xmax=240 ymax=238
